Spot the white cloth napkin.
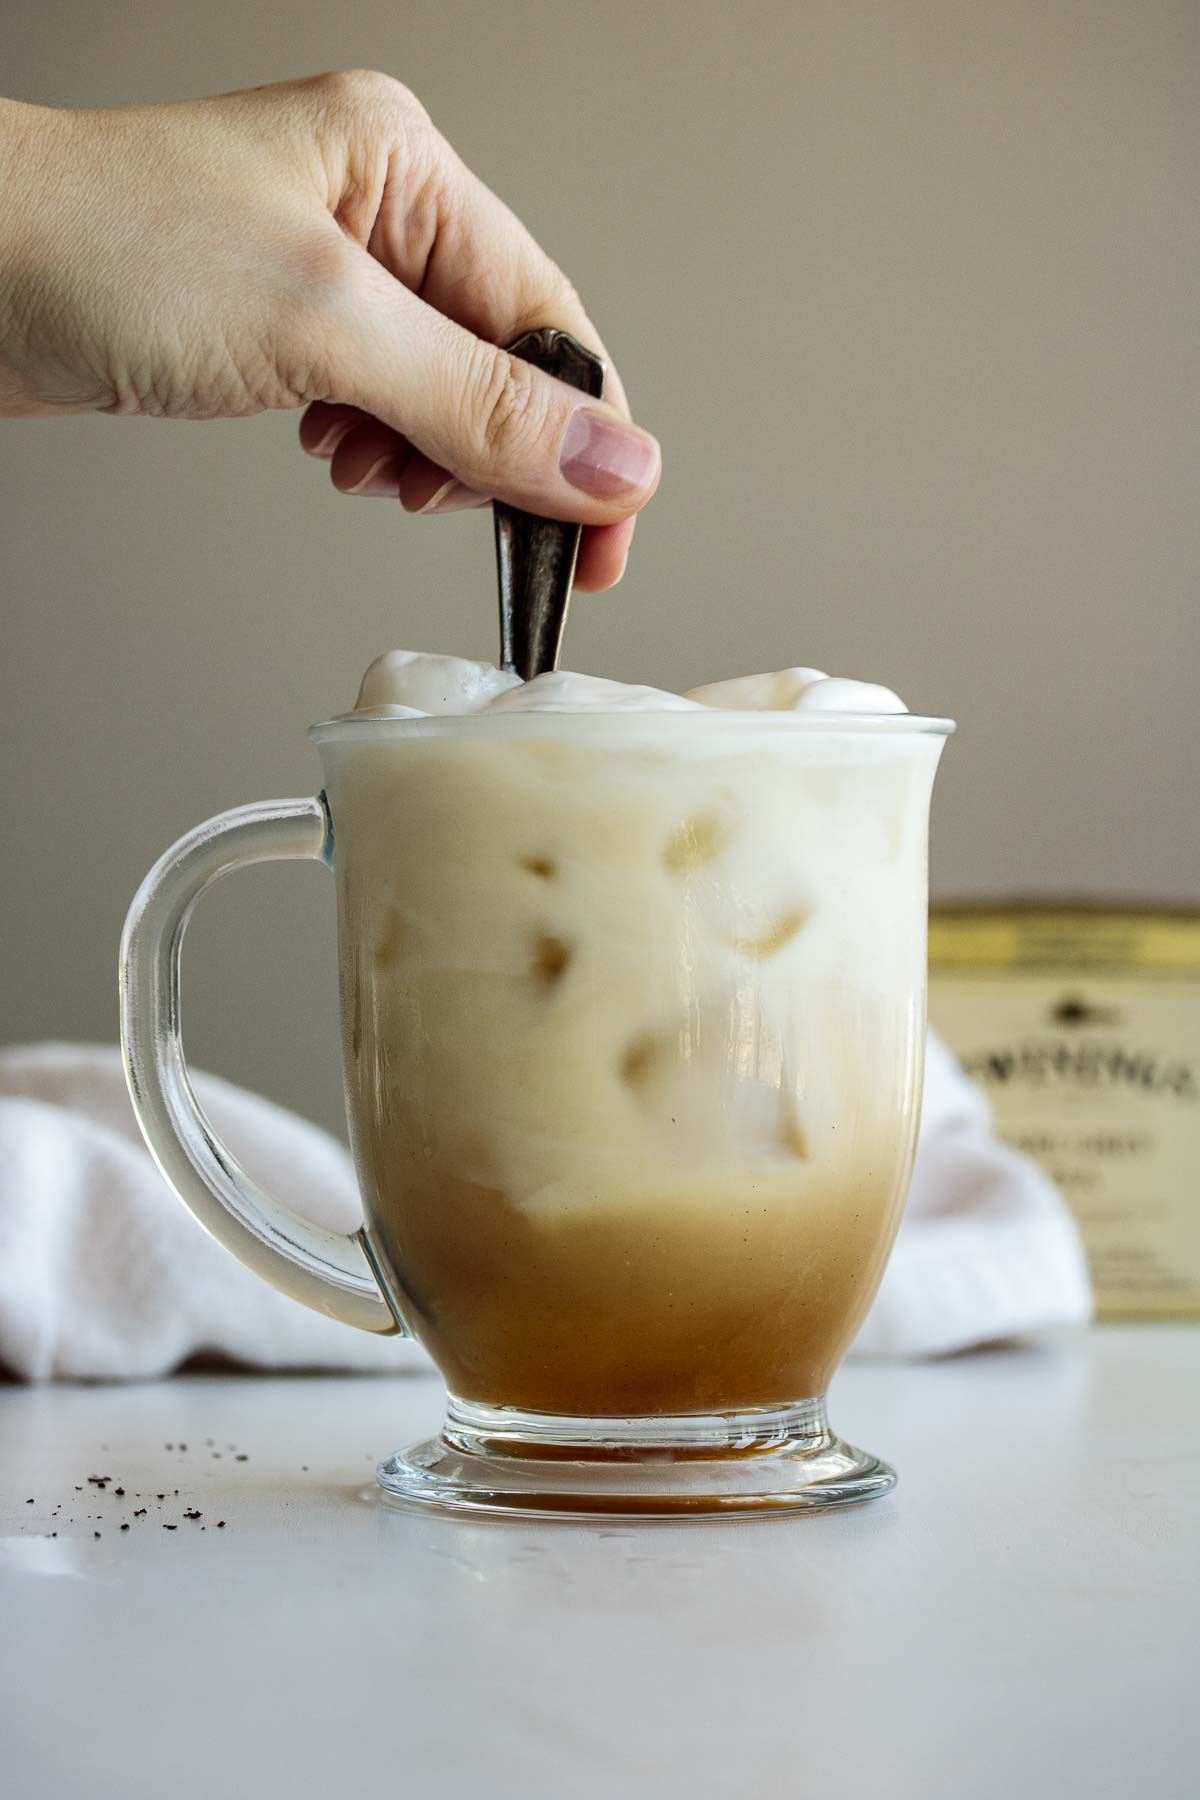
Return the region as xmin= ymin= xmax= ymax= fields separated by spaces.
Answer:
xmin=0 ymin=1039 xmax=1091 ymax=1382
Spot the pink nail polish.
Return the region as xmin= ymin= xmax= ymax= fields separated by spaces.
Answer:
xmin=559 ymin=408 xmax=660 ymax=502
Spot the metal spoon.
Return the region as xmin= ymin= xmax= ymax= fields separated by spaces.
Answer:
xmin=494 ymin=328 xmax=606 ymax=679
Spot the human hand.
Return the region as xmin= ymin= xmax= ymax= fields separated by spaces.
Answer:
xmin=0 ymin=74 xmax=661 ymax=589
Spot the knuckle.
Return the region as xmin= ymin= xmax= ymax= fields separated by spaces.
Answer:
xmin=313 ymin=68 xmax=429 ymax=127
xmin=546 ymin=267 xmax=583 ymax=318
xmin=464 ymin=345 xmax=548 ymax=468
xmin=513 ymin=267 xmax=585 ymax=339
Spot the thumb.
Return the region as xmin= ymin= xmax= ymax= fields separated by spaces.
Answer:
xmin=325 ymin=259 xmax=661 ymax=523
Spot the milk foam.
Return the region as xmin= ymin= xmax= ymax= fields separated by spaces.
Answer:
xmin=353 ymin=650 xmax=906 ymax=718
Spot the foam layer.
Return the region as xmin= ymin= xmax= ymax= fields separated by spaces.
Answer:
xmin=354 ymin=650 xmax=906 ymax=718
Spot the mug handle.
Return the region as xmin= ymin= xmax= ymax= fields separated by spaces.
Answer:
xmin=119 ymin=795 xmax=399 ymax=1336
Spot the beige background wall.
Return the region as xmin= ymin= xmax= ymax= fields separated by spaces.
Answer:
xmin=3 ymin=0 xmax=1196 ymax=1135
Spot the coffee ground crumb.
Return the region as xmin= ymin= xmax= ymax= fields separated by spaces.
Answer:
xmin=163 ymin=1524 xmax=177 ymax=1531
xmin=121 ymin=1523 xmax=130 ymax=1532
xmin=217 ymin=1521 xmax=226 ymax=1529
xmin=93 ymin=1531 xmax=100 ymax=1539
xmin=183 ymin=1509 xmax=202 ymax=1521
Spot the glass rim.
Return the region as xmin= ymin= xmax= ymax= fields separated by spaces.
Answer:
xmin=309 ymin=708 xmax=956 ymax=745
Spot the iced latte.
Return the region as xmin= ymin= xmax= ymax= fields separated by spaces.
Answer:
xmin=323 ymin=654 xmax=943 ymax=1417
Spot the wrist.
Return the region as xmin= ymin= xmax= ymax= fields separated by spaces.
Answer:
xmin=0 ymin=100 xmax=86 ymax=415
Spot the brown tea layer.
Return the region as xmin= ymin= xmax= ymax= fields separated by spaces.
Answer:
xmin=361 ymin=1166 xmax=904 ymax=1415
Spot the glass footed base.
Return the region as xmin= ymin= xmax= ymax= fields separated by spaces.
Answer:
xmin=376 ymin=1395 xmax=895 ymax=1519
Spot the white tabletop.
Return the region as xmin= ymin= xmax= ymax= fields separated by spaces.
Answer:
xmin=2 ymin=1326 xmax=1195 ymax=1799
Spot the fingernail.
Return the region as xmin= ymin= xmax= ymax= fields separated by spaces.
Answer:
xmin=417 ymin=479 xmax=489 ymax=515
xmin=559 ymin=407 xmax=660 ymax=502
xmin=346 ymin=456 xmax=401 ymax=497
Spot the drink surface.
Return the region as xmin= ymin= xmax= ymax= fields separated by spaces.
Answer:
xmin=323 ymin=690 xmax=942 ymax=1414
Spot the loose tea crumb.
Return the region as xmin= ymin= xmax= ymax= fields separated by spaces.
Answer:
xmin=183 ymin=1509 xmax=202 ymax=1521
xmin=25 ymin=1499 xmax=33 ymax=1505
xmin=114 ymin=1487 xmax=125 ymax=1497
xmin=120 ymin=1523 xmax=130 ymax=1532
xmin=234 ymin=1454 xmax=248 ymax=1463
xmin=93 ymin=1531 xmax=100 ymax=1539
xmin=134 ymin=1508 xmax=147 ymax=1517
xmin=163 ymin=1524 xmax=177 ymax=1531
xmin=216 ymin=1521 xmax=226 ymax=1529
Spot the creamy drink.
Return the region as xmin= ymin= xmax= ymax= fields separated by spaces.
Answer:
xmin=325 ymin=653 xmax=939 ymax=1415
xmin=122 ymin=643 xmax=950 ymax=1509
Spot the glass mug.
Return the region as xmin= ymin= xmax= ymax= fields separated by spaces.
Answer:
xmin=121 ymin=705 xmax=951 ymax=1516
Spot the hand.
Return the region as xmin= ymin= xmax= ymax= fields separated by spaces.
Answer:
xmin=0 ymin=74 xmax=661 ymax=589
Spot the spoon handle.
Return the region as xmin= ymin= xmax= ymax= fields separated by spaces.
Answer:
xmin=494 ymin=329 xmax=606 ymax=679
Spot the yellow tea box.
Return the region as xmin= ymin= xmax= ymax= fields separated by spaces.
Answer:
xmin=928 ymin=907 xmax=1200 ymax=1319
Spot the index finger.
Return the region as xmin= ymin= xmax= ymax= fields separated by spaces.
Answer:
xmin=366 ymin=115 xmax=633 ymax=423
